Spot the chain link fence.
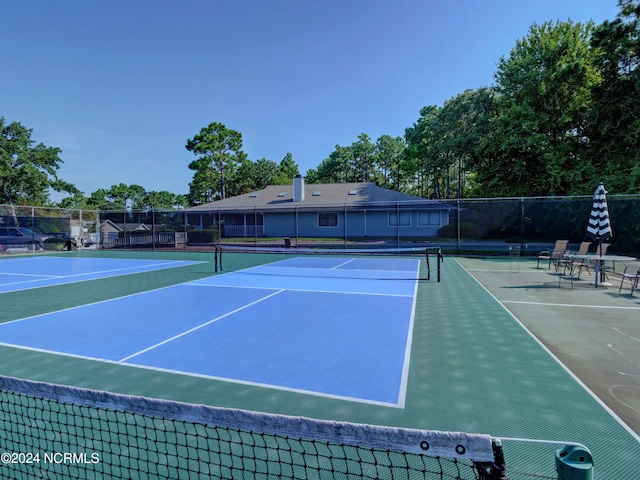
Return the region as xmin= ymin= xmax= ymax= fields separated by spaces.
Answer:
xmin=446 ymin=195 xmax=640 ymax=256
xmin=2 ymin=194 xmax=639 ymax=255
xmin=0 ymin=205 xmax=99 ymax=252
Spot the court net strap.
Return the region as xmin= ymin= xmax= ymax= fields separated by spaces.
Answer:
xmin=0 ymin=374 xmax=495 ymax=479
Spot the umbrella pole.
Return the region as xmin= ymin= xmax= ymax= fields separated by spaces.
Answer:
xmin=595 ymin=237 xmax=601 ymax=288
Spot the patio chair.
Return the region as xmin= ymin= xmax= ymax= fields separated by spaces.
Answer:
xmin=618 ymin=266 xmax=640 ymax=295
xmin=537 ymin=240 xmax=569 ymax=270
xmin=565 ymin=241 xmax=593 ymax=278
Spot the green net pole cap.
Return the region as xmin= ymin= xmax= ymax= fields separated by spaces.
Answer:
xmin=555 ymin=445 xmax=593 ymax=480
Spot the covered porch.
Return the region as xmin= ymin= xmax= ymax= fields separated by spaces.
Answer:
xmin=186 ymin=211 xmax=264 ymax=238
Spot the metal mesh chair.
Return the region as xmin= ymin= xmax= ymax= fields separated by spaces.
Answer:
xmin=537 ymin=240 xmax=569 ymax=270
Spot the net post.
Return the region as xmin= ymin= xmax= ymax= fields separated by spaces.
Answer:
xmin=437 ymin=247 xmax=442 ymax=283
xmin=425 ymin=248 xmax=431 ymax=281
xmin=213 ymin=245 xmax=219 ymax=273
xmin=475 ymin=438 xmax=509 ymax=480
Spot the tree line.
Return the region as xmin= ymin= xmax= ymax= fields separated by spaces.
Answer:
xmin=2 ymin=0 xmax=639 ymax=212
xmin=309 ymin=1 xmax=640 ymax=199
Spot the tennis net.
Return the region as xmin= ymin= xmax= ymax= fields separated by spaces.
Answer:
xmin=0 ymin=374 xmax=515 ymax=480
xmin=214 ymin=244 xmax=443 ymax=281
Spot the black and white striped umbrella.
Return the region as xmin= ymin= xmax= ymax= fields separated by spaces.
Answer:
xmin=586 ymin=182 xmax=612 ymax=242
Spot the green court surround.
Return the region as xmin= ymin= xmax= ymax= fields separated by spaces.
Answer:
xmin=0 ymin=250 xmax=638 ymax=478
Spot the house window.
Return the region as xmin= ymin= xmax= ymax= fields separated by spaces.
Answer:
xmin=389 ymin=211 xmax=411 ymax=227
xmin=418 ymin=211 xmax=441 ymax=226
xmin=318 ymin=213 xmax=338 ymax=227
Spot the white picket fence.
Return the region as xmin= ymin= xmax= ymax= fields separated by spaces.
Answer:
xmin=99 ymin=232 xmax=187 ymax=249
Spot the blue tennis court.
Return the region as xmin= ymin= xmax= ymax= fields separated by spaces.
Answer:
xmin=0 ymin=256 xmax=203 ymax=293
xmin=0 ymin=255 xmax=420 ymax=407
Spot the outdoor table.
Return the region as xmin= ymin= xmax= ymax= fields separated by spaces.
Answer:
xmin=571 ymin=254 xmax=636 ymax=288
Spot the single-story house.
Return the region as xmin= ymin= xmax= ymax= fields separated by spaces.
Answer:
xmin=99 ymin=220 xmax=151 ymax=237
xmin=185 ymin=176 xmax=452 ymax=240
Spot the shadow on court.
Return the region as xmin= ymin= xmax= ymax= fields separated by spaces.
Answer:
xmin=457 ymin=256 xmax=640 ymax=436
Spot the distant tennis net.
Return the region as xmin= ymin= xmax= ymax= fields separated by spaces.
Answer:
xmin=213 ymin=245 xmax=443 ymax=281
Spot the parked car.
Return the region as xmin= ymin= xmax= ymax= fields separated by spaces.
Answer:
xmin=0 ymin=227 xmax=51 ymax=251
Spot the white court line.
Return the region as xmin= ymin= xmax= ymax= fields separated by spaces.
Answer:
xmin=0 ymin=272 xmax=61 ymax=279
xmin=253 ymin=264 xmax=418 ymax=275
xmin=0 ymin=283 xmax=184 ymax=326
xmin=187 ymin=282 xmax=414 ymax=298
xmin=502 ymin=300 xmax=640 ymax=310
xmin=122 ymin=361 xmax=403 ymax=408
xmin=0 ymin=277 xmax=63 ymax=288
xmin=192 ymin=258 xmax=419 ymax=298
xmin=6 ymin=260 xmax=195 ymax=282
xmin=332 ymin=258 xmax=357 ymax=269
xmin=119 ymin=289 xmax=286 ymax=363
xmin=0 ymin=256 xmax=418 ymax=408
xmin=396 ymin=259 xmax=421 ymax=410
xmin=0 ymin=260 xmax=205 ymax=294
xmin=0 ymin=272 xmax=64 ymax=285
xmin=612 ymin=327 xmax=640 ymax=344
xmin=466 ymin=268 xmax=550 ymax=273
xmin=0 ymin=341 xmax=401 ymax=408
xmin=454 ymin=258 xmax=640 ymax=444
xmin=57 ymin=260 xmax=196 ymax=279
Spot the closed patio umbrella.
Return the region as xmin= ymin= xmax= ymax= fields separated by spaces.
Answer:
xmin=586 ymin=182 xmax=612 ymax=286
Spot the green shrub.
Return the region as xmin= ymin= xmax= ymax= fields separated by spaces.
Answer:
xmin=187 ymin=229 xmax=219 ymax=243
xmin=43 ymin=237 xmax=67 ymax=251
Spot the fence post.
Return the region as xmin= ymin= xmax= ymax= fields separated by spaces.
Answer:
xmin=520 ymin=198 xmax=525 ymax=256
xmin=457 ymin=199 xmax=461 ymax=256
